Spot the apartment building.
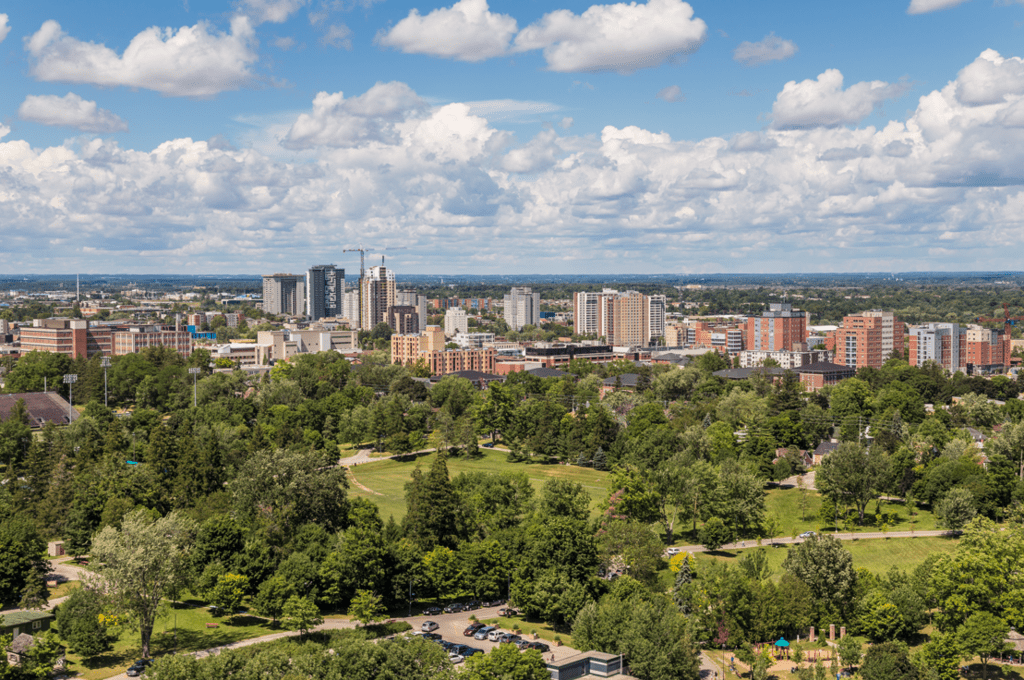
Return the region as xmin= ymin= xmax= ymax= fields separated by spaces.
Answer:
xmin=964 ymin=324 xmax=1008 ymax=373
xmin=666 ymin=319 xmax=745 ymax=355
xmin=831 ymin=311 xmax=905 ymax=369
xmin=909 ymin=323 xmax=965 ymax=372
xmin=112 ymin=326 xmax=193 ymax=356
xmin=504 ymin=287 xmax=541 ymax=331
xmin=262 ymin=274 xmax=305 ymax=316
xmin=739 ymin=349 xmax=832 ymax=369
xmin=746 ymin=303 xmax=807 ymax=352
xmin=360 ymin=266 xmax=396 ymax=331
xmin=572 ymin=290 xmax=655 ymax=346
xmin=431 ymin=297 xmax=496 ymax=312
xmin=648 ymin=295 xmax=667 ymax=341
xmin=306 ymin=265 xmax=345 ymax=321
xmin=444 ymin=308 xmax=469 ymax=336
xmin=390 ymin=326 xmax=494 ymax=375
xmin=388 ymin=306 xmax=420 ymax=335
xmin=394 ymin=291 xmax=428 ymax=330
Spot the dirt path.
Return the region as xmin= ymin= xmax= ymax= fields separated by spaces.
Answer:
xmin=671 ymin=528 xmax=953 ymax=554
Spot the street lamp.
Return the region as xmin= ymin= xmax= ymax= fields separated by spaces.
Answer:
xmin=62 ymin=374 xmax=77 ymax=420
xmin=101 ymin=357 xmax=111 ymax=408
xmin=188 ymin=367 xmax=201 ymax=408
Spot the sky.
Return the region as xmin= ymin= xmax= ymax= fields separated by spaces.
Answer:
xmin=1 ymin=0 xmax=1023 ymax=276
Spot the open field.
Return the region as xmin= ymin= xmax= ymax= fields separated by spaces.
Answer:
xmin=63 ymin=597 xmax=279 ymax=680
xmin=693 ymin=535 xmax=960 ymax=579
xmin=347 ymin=449 xmax=611 ymax=522
xmin=766 ymin=486 xmax=941 ymax=538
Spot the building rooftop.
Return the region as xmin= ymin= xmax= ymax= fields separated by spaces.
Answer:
xmin=712 ymin=367 xmax=791 ymax=380
xmin=795 ymin=361 xmax=856 ymax=374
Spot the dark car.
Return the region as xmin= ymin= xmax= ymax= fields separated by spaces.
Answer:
xmin=463 ymin=622 xmax=485 ymax=636
xmin=463 ymin=600 xmax=481 ymax=610
xmin=443 ymin=603 xmax=464 ymax=614
xmin=528 ymin=642 xmax=550 ymax=653
xmin=451 ymin=644 xmax=471 ymax=656
xmin=423 ymin=606 xmax=443 ymax=615
xmin=464 ymin=648 xmax=484 ymax=657
xmin=126 ymin=659 xmax=153 ymax=677
xmin=482 ymin=599 xmax=504 ymax=607
xmin=514 ymin=638 xmax=531 ymax=650
xmin=423 ymin=632 xmax=443 ymax=641
xmin=497 ymin=607 xmax=518 ymax=617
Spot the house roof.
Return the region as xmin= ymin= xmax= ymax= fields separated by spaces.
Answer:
xmin=795 ymin=361 xmax=857 ymax=375
xmin=812 ymin=441 xmax=840 ymax=458
xmin=430 ymin=370 xmax=504 ymax=383
xmin=712 ymin=367 xmax=790 ymax=380
xmin=526 ymin=367 xmax=568 ymax=379
xmin=602 ymin=373 xmax=639 ymax=387
xmin=0 ymin=393 xmax=79 ymax=427
xmin=8 ymin=634 xmax=35 ymax=655
xmin=1006 ymin=629 xmax=1024 ymax=652
xmin=0 ymin=611 xmax=53 ymax=627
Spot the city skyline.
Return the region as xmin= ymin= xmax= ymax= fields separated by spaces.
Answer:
xmin=1 ymin=0 xmax=1023 ymax=274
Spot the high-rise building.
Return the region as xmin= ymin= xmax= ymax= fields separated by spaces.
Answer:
xmin=964 ymin=324 xmax=1007 ymax=373
xmin=445 ymin=308 xmax=468 ymax=336
xmin=606 ymin=291 xmax=650 ymax=346
xmin=832 ymin=311 xmax=904 ymax=369
xmin=306 ymin=265 xmax=345 ymax=321
xmin=340 ymin=291 xmax=360 ymax=325
xmin=388 ymin=305 xmax=419 ymax=335
xmin=647 ymin=295 xmax=667 ymax=340
xmin=360 ymin=265 xmax=396 ymax=331
xmin=909 ymin=323 xmax=965 ymax=372
xmin=573 ymin=291 xmax=607 ymax=336
xmin=395 ymin=290 xmax=428 ymax=330
xmin=262 ymin=274 xmax=305 ymax=316
xmin=504 ymin=287 xmax=540 ymax=331
xmin=746 ymin=303 xmax=807 ymax=352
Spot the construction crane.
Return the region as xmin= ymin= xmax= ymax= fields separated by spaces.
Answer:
xmin=342 ymin=245 xmax=408 ymax=280
xmin=976 ymin=303 xmax=1024 ymax=366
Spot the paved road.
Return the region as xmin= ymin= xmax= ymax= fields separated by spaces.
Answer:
xmin=672 ymin=529 xmax=954 ymax=554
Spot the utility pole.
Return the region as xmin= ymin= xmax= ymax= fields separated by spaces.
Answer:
xmin=189 ymin=367 xmax=201 ymax=408
xmin=63 ymin=374 xmax=77 ymax=420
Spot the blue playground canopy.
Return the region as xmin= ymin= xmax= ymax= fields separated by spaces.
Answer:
xmin=774 ymin=638 xmax=790 ymax=648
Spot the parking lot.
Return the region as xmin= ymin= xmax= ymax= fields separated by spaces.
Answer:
xmin=404 ymin=605 xmax=582 ymax=663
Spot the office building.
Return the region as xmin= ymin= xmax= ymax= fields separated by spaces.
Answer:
xmin=306 ymin=265 xmax=345 ymax=321
xmin=262 ymin=274 xmax=305 ymax=316
xmin=746 ymin=303 xmax=807 ymax=352
xmin=360 ymin=266 xmax=396 ymax=331
xmin=19 ymin=318 xmax=192 ymax=359
xmin=504 ymin=287 xmax=540 ymax=331
xmin=739 ymin=349 xmax=832 ymax=369
xmin=453 ymin=332 xmax=495 ymax=348
xmin=831 ymin=311 xmax=904 ymax=369
xmin=445 ymin=308 xmax=469 ymax=336
xmin=256 ymin=328 xmax=357 ymax=363
xmin=112 ymin=325 xmax=193 ymax=356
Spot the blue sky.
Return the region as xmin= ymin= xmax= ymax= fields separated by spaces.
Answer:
xmin=1 ymin=0 xmax=1023 ymax=275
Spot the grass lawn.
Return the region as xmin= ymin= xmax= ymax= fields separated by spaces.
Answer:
xmin=63 ymin=597 xmax=282 ymax=680
xmin=347 ymin=449 xmax=610 ymax=522
xmin=48 ymin=579 xmax=80 ymax=600
xmin=765 ymin=486 xmax=941 ymax=538
xmin=477 ymin=615 xmax=568 ymax=645
xmin=692 ymin=535 xmax=960 ymax=579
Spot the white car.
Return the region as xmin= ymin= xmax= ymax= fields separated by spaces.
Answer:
xmin=449 ymin=655 xmax=465 ymax=664
xmin=422 ymin=621 xmax=439 ymax=632
xmin=798 ymin=531 xmax=817 ymax=539
xmin=666 ymin=547 xmax=683 ymax=555
xmin=487 ymin=629 xmax=503 ymax=642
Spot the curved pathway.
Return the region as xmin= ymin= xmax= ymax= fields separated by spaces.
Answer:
xmin=671 ymin=528 xmax=954 ymax=554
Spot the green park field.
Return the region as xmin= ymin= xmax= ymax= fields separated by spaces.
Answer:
xmin=346 ymin=449 xmax=612 ymax=521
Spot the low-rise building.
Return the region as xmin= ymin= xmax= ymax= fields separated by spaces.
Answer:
xmin=795 ymin=361 xmax=857 ymax=391
xmin=739 ymin=349 xmax=832 ymax=369
xmin=256 ymin=328 xmax=357 ymax=363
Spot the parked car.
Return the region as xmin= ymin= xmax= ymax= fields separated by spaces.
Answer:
xmin=514 ymin=638 xmax=531 ymax=650
xmin=423 ymin=606 xmax=443 ymax=615
xmin=443 ymin=603 xmax=464 ymax=613
xmin=666 ymin=547 xmax=683 ymax=555
xmin=473 ymin=626 xmax=495 ymax=640
xmin=482 ymin=599 xmax=504 ymax=607
xmin=464 ymin=600 xmax=481 ymax=610
xmin=798 ymin=531 xmax=817 ymax=538
xmin=421 ymin=621 xmax=439 ymax=632
xmin=528 ymin=642 xmax=550 ymax=653
xmin=498 ymin=607 xmax=518 ymax=617
xmin=451 ymin=644 xmax=471 ymax=656
xmin=463 ymin=622 xmax=485 ymax=636
xmin=424 ymin=633 xmax=443 ymax=641
xmin=126 ymin=659 xmax=152 ymax=677
xmin=498 ymin=633 xmax=521 ymax=644
xmin=464 ymin=648 xmax=484 ymax=657
xmin=449 ymin=654 xmax=465 ymax=664
xmin=487 ymin=629 xmax=504 ymax=642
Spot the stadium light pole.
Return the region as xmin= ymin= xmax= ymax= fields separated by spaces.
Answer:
xmin=63 ymin=374 xmax=77 ymax=420
xmin=101 ymin=357 xmax=111 ymax=408
xmin=188 ymin=367 xmax=201 ymax=408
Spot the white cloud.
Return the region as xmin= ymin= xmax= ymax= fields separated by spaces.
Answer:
xmin=18 ymin=93 xmax=128 ymax=133
xmin=274 ymin=36 xmax=295 ymax=49
xmin=0 ymin=14 xmax=10 ymax=44
xmin=657 ymin=85 xmax=684 ymax=102
xmin=733 ymin=33 xmax=797 ymax=66
xmin=24 ymin=16 xmax=258 ymax=98
xmin=4 ymin=54 xmax=1024 ymax=273
xmin=239 ymin=0 xmax=306 ymax=24
xmin=771 ymin=69 xmax=909 ymax=129
xmin=321 ymin=24 xmax=352 ymax=49
xmin=907 ymin=0 xmax=970 ymax=14
xmin=375 ymin=0 xmax=517 ymax=62
xmin=955 ymin=49 xmax=1024 ymax=105
xmin=513 ymin=0 xmax=707 ymax=73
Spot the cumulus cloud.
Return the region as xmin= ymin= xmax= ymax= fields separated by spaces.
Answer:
xmin=3 ymin=54 xmax=1024 ymax=273
xmin=513 ymin=0 xmax=707 ymax=73
xmin=239 ymin=0 xmax=305 ymax=24
xmin=18 ymin=93 xmax=128 ymax=133
xmin=321 ymin=24 xmax=352 ymax=49
xmin=24 ymin=16 xmax=258 ymax=98
xmin=0 ymin=14 xmax=10 ymax=44
xmin=955 ymin=49 xmax=1024 ymax=105
xmin=375 ymin=0 xmax=517 ymax=62
xmin=771 ymin=68 xmax=909 ymax=129
xmin=907 ymin=0 xmax=970 ymax=14
xmin=733 ymin=33 xmax=797 ymax=66
xmin=657 ymin=85 xmax=684 ymax=102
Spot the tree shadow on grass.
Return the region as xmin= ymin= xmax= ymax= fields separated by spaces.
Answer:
xmin=78 ymin=648 xmax=138 ymax=671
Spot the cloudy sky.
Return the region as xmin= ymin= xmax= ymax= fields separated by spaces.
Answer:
xmin=1 ymin=0 xmax=1023 ymax=275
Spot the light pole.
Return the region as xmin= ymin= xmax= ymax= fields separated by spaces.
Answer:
xmin=188 ymin=367 xmax=201 ymax=408
xmin=101 ymin=357 xmax=111 ymax=408
xmin=62 ymin=374 xmax=77 ymax=420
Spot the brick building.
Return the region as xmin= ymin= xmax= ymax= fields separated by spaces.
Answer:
xmin=19 ymin=318 xmax=192 ymax=359
xmin=745 ymin=303 xmax=807 ymax=352
xmin=831 ymin=311 xmax=904 ymax=369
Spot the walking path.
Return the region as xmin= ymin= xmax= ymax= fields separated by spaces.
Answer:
xmin=673 ymin=528 xmax=954 ymax=554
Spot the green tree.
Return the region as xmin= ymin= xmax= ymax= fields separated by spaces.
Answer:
xmin=919 ymin=631 xmax=964 ymax=680
xmin=816 ymin=442 xmax=889 ymax=523
xmin=282 ymin=595 xmax=323 ymax=637
xmin=959 ymin=611 xmax=1009 ymax=680
xmin=89 ymin=509 xmax=195 ymax=658
xmin=781 ymin=534 xmax=857 ymax=622
xmin=403 ymin=453 xmax=465 ymax=551
xmin=836 ymin=635 xmax=862 ymax=672
xmin=860 ymin=642 xmax=917 ymax=680
xmin=348 ymin=589 xmax=388 ymax=627
xmin=54 ymin=586 xmax=112 ymax=658
xmin=0 ymin=516 xmax=47 ymax=608
xmin=20 ymin=630 xmax=65 ymax=680
xmin=209 ymin=573 xmax=249 ymax=617
xmin=422 ymin=546 xmax=462 ymax=602
xmin=699 ymin=517 xmax=731 ymax=552
xmin=463 ymin=643 xmax=549 ymax=680
xmin=253 ymin=574 xmax=291 ymax=623
xmin=934 ymin=486 xmax=977 ymax=533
